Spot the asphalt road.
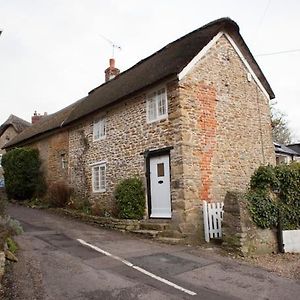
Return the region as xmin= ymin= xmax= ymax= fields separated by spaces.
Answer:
xmin=4 ymin=204 xmax=300 ymax=300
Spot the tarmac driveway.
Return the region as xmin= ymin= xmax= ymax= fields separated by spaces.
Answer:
xmin=3 ymin=204 xmax=300 ymax=300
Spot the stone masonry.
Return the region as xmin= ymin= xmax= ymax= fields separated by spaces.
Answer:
xmin=222 ymin=191 xmax=278 ymax=255
xmin=177 ymin=35 xmax=275 ymax=240
xmin=21 ymin=34 xmax=275 ymax=243
xmin=29 ymin=131 xmax=69 ymax=186
xmin=68 ymin=80 xmax=183 ymax=216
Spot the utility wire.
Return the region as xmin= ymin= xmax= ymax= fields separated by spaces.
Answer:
xmin=256 ymin=48 xmax=300 ymax=57
xmin=256 ymin=0 xmax=271 ymax=34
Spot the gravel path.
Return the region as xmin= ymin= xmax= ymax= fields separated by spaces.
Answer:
xmin=1 ymin=251 xmax=45 ymax=300
xmin=243 ymin=253 xmax=300 ymax=280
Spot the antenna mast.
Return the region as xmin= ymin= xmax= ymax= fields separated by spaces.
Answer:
xmin=99 ymin=34 xmax=121 ymax=58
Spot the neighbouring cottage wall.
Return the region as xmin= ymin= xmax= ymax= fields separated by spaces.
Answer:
xmin=68 ymin=80 xmax=185 ymax=222
xmin=28 ymin=131 xmax=69 ymax=185
xmin=0 ymin=126 xmax=18 ymax=179
xmin=178 ymin=35 xmax=275 ymax=240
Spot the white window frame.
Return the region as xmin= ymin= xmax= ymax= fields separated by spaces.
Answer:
xmin=146 ymin=86 xmax=168 ymax=123
xmin=93 ymin=117 xmax=106 ymax=141
xmin=91 ymin=162 xmax=106 ymax=193
xmin=0 ymin=154 xmax=2 ymax=167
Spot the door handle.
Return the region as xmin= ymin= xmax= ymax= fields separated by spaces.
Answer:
xmin=158 ymin=180 xmax=163 ymax=184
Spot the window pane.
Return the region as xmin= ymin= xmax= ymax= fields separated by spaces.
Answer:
xmin=93 ymin=166 xmax=100 ymax=191
xmin=147 ymin=97 xmax=157 ymax=121
xmin=157 ymin=163 xmax=164 ymax=177
xmin=99 ymin=166 xmax=106 ymax=190
xmin=100 ymin=119 xmax=106 ymax=137
xmin=157 ymin=89 xmax=166 ymax=116
xmin=93 ymin=121 xmax=100 ymax=140
xmin=94 ymin=118 xmax=106 ymax=140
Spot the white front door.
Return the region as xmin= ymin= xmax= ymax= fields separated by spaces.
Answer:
xmin=149 ymin=154 xmax=171 ymax=218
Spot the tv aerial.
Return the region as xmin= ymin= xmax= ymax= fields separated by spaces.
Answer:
xmin=99 ymin=34 xmax=122 ymax=58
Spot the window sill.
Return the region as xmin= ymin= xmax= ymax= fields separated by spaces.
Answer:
xmin=92 ymin=189 xmax=106 ymax=193
xmin=93 ymin=136 xmax=106 ymax=142
xmin=147 ymin=115 xmax=168 ymax=124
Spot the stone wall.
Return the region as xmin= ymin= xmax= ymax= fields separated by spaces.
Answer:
xmin=68 ymin=80 xmax=186 ymax=229
xmin=0 ymin=126 xmax=18 ymax=180
xmin=178 ymin=35 xmax=275 ymax=240
xmin=222 ymin=191 xmax=278 ymax=255
xmin=28 ymin=131 xmax=69 ymax=185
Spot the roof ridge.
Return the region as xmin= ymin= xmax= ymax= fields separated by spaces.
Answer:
xmin=88 ymin=17 xmax=238 ymax=95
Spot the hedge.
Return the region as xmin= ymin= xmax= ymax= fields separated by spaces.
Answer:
xmin=247 ymin=163 xmax=300 ymax=230
xmin=2 ymin=148 xmax=45 ymax=200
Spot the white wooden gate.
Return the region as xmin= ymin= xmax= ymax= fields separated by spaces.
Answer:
xmin=203 ymin=201 xmax=224 ymax=243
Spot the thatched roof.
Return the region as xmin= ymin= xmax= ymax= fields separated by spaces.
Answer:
xmin=5 ymin=18 xmax=274 ymax=148
xmin=0 ymin=114 xmax=31 ymax=137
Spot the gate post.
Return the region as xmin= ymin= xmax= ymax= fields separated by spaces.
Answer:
xmin=203 ymin=201 xmax=210 ymax=242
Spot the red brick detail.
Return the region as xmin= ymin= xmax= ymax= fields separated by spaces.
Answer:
xmin=197 ymin=84 xmax=217 ymax=202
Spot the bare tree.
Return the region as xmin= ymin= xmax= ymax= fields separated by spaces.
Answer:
xmin=270 ymin=104 xmax=292 ymax=144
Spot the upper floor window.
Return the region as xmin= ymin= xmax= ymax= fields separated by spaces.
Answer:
xmin=92 ymin=162 xmax=106 ymax=192
xmin=61 ymin=153 xmax=67 ymax=169
xmin=147 ymin=87 xmax=168 ymax=123
xmin=93 ymin=118 xmax=106 ymax=141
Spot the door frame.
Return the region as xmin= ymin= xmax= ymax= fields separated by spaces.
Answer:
xmin=143 ymin=146 xmax=173 ymax=219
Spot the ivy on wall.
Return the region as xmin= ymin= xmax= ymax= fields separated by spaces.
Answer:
xmin=247 ymin=163 xmax=300 ymax=230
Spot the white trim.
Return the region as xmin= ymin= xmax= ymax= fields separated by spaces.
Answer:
xmin=146 ymin=86 xmax=168 ymax=123
xmin=91 ymin=162 xmax=106 ymax=193
xmin=178 ymin=31 xmax=223 ymax=81
xmin=89 ymin=160 xmax=106 ymax=167
xmin=177 ymin=31 xmax=270 ymax=101
xmin=93 ymin=117 xmax=106 ymax=141
xmin=224 ymin=33 xmax=270 ymax=100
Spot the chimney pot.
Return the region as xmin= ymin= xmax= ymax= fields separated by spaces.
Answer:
xmin=109 ymin=58 xmax=115 ymax=68
xmin=105 ymin=58 xmax=120 ymax=82
xmin=31 ymin=111 xmax=44 ymax=124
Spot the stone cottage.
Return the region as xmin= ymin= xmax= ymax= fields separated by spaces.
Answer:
xmin=5 ymin=18 xmax=275 ymax=241
xmin=0 ymin=115 xmax=31 ymax=183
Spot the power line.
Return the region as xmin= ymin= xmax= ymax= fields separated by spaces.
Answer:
xmin=256 ymin=49 xmax=300 ymax=57
xmin=256 ymin=0 xmax=271 ymax=34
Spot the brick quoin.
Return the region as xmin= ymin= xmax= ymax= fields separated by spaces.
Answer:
xmin=198 ymin=84 xmax=217 ymax=202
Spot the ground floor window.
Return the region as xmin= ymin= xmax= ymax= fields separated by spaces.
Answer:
xmin=92 ymin=162 xmax=106 ymax=192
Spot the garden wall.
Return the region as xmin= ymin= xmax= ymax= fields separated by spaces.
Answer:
xmin=222 ymin=191 xmax=278 ymax=255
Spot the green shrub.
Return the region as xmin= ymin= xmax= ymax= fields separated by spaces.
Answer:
xmin=247 ymin=163 xmax=300 ymax=230
xmin=6 ymin=237 xmax=18 ymax=253
xmin=2 ymin=148 xmax=45 ymax=200
xmin=247 ymin=190 xmax=278 ymax=229
xmin=115 ymin=177 xmax=145 ymax=219
xmin=250 ymin=165 xmax=279 ymax=191
xmin=0 ymin=216 xmax=23 ymax=235
xmin=47 ymin=181 xmax=72 ymax=208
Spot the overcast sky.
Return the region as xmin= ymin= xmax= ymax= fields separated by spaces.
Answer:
xmin=1 ymin=0 xmax=299 ymax=141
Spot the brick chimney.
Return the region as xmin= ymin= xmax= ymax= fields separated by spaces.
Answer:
xmin=105 ymin=58 xmax=120 ymax=82
xmin=31 ymin=111 xmax=47 ymax=124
